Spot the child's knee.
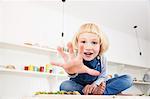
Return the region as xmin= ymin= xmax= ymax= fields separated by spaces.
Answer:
xmin=121 ymin=75 xmax=133 ymax=88
xmin=60 ymin=81 xmax=70 ymax=91
xmin=60 ymin=80 xmax=75 ymax=91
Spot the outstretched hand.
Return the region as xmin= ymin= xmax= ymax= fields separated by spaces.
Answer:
xmin=50 ymin=42 xmax=100 ymax=76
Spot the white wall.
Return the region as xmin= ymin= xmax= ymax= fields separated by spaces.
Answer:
xmin=0 ymin=47 xmax=50 ymax=69
xmin=0 ymin=1 xmax=2 ymax=42
xmin=148 ymin=41 xmax=150 ymax=66
xmin=1 ymin=1 xmax=63 ymax=48
xmin=148 ymin=0 xmax=150 ymax=66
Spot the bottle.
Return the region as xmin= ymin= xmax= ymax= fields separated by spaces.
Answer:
xmin=143 ymin=73 xmax=150 ymax=82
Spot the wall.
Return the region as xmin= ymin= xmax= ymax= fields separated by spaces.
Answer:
xmin=1 ymin=1 xmax=62 ymax=48
xmin=0 ymin=47 xmax=50 ymax=68
xmin=148 ymin=0 xmax=150 ymax=66
xmin=0 ymin=1 xmax=2 ymax=42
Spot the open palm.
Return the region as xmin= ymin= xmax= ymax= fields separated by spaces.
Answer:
xmin=51 ymin=42 xmax=100 ymax=76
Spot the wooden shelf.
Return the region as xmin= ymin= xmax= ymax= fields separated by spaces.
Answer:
xmin=0 ymin=68 xmax=68 ymax=78
xmin=108 ymin=61 xmax=150 ymax=69
xmin=0 ymin=41 xmax=57 ymax=55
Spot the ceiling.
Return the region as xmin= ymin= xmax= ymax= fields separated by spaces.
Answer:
xmin=64 ymin=0 xmax=150 ymax=41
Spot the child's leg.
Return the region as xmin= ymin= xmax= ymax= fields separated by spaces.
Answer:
xmin=103 ymin=75 xmax=133 ymax=95
xmin=60 ymin=80 xmax=84 ymax=94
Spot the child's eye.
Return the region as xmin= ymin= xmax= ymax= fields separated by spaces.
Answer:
xmin=91 ymin=41 xmax=98 ymax=44
xmin=81 ymin=41 xmax=86 ymax=43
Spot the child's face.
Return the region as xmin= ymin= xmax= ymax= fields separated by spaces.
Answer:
xmin=78 ymin=33 xmax=100 ymax=61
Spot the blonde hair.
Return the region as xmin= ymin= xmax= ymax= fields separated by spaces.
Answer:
xmin=72 ymin=23 xmax=109 ymax=56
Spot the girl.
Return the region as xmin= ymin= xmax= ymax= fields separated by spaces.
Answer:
xmin=51 ymin=23 xmax=133 ymax=95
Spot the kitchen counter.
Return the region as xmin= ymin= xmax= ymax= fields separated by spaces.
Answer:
xmin=22 ymin=95 xmax=150 ymax=99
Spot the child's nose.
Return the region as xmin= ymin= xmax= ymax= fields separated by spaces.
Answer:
xmin=84 ymin=43 xmax=93 ymax=49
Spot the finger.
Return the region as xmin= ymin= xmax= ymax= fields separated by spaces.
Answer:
xmin=50 ymin=61 xmax=64 ymax=67
xmin=98 ymin=90 xmax=103 ymax=95
xmin=79 ymin=65 xmax=100 ymax=76
xmin=101 ymin=82 xmax=105 ymax=85
xmin=86 ymin=87 xmax=91 ymax=95
xmin=83 ymin=86 xmax=89 ymax=95
xmin=101 ymin=82 xmax=106 ymax=89
xmin=99 ymin=89 xmax=104 ymax=95
xmin=101 ymin=85 xmax=106 ymax=91
xmin=57 ymin=47 xmax=68 ymax=62
xmin=89 ymin=86 xmax=94 ymax=94
xmin=84 ymin=86 xmax=88 ymax=95
xmin=99 ymin=83 xmax=104 ymax=90
xmin=93 ymin=88 xmax=98 ymax=95
xmin=67 ymin=42 xmax=74 ymax=59
xmin=77 ymin=45 xmax=84 ymax=59
xmin=87 ymin=85 xmax=93 ymax=95
xmin=91 ymin=86 xmax=97 ymax=93
xmin=98 ymin=83 xmax=105 ymax=94
xmin=85 ymin=67 xmax=100 ymax=76
xmin=101 ymin=87 xmax=105 ymax=92
xmin=95 ymin=87 xmax=103 ymax=95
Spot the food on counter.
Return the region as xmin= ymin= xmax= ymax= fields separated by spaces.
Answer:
xmin=34 ymin=91 xmax=80 ymax=95
xmin=24 ymin=42 xmax=33 ymax=46
xmin=46 ymin=64 xmax=52 ymax=73
xmin=39 ymin=66 xmax=44 ymax=72
xmin=34 ymin=66 xmax=39 ymax=72
xmin=24 ymin=66 xmax=29 ymax=70
xmin=5 ymin=64 xmax=15 ymax=69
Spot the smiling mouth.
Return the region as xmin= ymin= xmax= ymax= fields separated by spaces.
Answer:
xmin=84 ymin=52 xmax=93 ymax=55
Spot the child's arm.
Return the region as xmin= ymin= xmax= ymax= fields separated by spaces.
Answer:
xmin=51 ymin=42 xmax=100 ymax=76
xmin=93 ymin=69 xmax=107 ymax=85
xmin=92 ymin=56 xmax=107 ymax=95
xmin=82 ymin=56 xmax=107 ymax=95
xmin=93 ymin=56 xmax=107 ymax=85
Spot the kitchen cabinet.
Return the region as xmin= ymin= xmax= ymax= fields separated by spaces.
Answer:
xmin=0 ymin=41 xmax=67 ymax=75
xmin=105 ymin=31 xmax=149 ymax=69
xmin=0 ymin=41 xmax=69 ymax=98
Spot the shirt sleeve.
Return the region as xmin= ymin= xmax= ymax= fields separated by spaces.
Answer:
xmin=68 ymin=73 xmax=78 ymax=78
xmin=93 ymin=56 xmax=107 ymax=85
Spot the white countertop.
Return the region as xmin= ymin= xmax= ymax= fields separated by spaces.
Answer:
xmin=22 ymin=95 xmax=150 ymax=99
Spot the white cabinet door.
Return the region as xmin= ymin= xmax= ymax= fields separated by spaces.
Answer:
xmin=106 ymin=30 xmax=149 ymax=68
